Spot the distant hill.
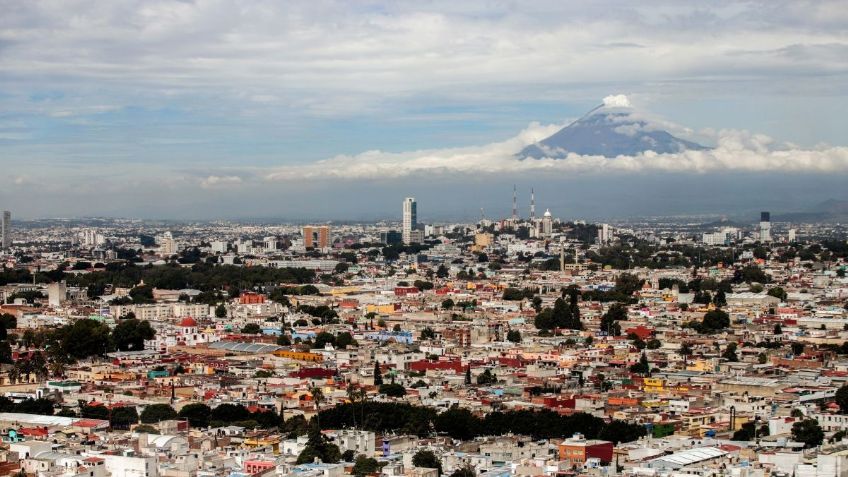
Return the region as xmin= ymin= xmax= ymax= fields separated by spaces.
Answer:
xmin=519 ymin=95 xmax=708 ymax=159
xmin=775 ymin=199 xmax=848 ymax=222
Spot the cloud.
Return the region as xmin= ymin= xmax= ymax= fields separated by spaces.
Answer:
xmin=261 ymin=123 xmax=848 ymax=181
xmin=199 ymin=175 xmax=243 ymax=189
xmin=603 ymin=94 xmax=632 ymax=108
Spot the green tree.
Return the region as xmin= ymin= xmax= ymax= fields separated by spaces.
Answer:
xmin=110 ymin=406 xmax=139 ymax=430
xmin=630 ymin=352 xmax=650 ymax=375
xmin=506 ymin=330 xmax=521 ymax=343
xmin=352 ymin=455 xmax=381 ymax=476
xmin=297 ymin=420 xmax=341 ymax=464
xmin=373 ymin=362 xmax=383 ymax=386
xmin=215 ymin=304 xmax=227 ymax=318
xmin=792 ymin=419 xmax=824 ymax=448
xmin=59 ymin=319 xmax=111 ymax=360
xmin=241 ymin=323 xmax=262 ymax=334
xmin=178 ymin=403 xmax=212 ymax=428
xmin=476 ymin=369 xmax=497 ymax=385
xmin=111 ymin=319 xmax=155 ymax=351
xmin=412 ymin=450 xmax=443 ymax=476
xmin=140 ymin=404 xmax=177 ymax=424
xmin=420 ymin=327 xmax=436 ymax=340
xmin=836 ymin=385 xmax=848 ymax=414
xmin=722 ymin=342 xmax=739 ymax=362
xmin=379 ymin=383 xmax=406 ymax=397
xmin=449 ymin=467 xmax=476 ymax=477
xmin=767 ymin=287 xmax=787 ymax=301
xmin=441 ymin=298 xmax=454 ymax=310
xmin=599 ymin=303 xmax=627 ymax=336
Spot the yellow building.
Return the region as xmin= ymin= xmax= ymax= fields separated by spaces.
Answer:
xmin=273 ymin=350 xmax=324 ymax=362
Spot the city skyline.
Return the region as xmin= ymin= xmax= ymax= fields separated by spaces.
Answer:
xmin=1 ymin=1 xmax=847 ymax=219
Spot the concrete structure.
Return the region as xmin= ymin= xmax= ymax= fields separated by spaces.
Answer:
xmin=403 ymin=197 xmax=418 ymax=244
xmin=303 ymin=225 xmax=331 ymax=250
xmin=1 ymin=210 xmax=10 ymax=249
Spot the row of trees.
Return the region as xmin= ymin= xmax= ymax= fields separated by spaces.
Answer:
xmin=317 ymin=402 xmax=645 ymax=444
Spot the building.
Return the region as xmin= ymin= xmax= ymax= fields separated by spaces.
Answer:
xmin=380 ymin=230 xmax=403 ymax=245
xmin=1 ymin=210 xmax=10 ymax=249
xmin=558 ymin=433 xmax=614 ymax=466
xmin=303 ymin=225 xmax=331 ymax=250
xmin=402 ymin=197 xmax=418 ymax=245
xmin=158 ymin=231 xmax=178 ymax=256
xmin=759 ymin=211 xmax=772 ymax=242
xmin=540 ymin=209 xmax=553 ymax=238
xmin=788 ymin=228 xmax=796 ymax=242
xmin=598 ymin=223 xmax=613 ymax=244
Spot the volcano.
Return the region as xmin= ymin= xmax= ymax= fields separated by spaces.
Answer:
xmin=519 ymin=95 xmax=709 ymax=159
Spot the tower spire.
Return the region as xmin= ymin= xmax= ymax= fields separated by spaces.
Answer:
xmin=512 ymin=185 xmax=518 ymax=221
xmin=530 ymin=188 xmax=536 ymax=221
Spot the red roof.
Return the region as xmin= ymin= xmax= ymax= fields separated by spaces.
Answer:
xmin=179 ymin=317 xmax=198 ymax=327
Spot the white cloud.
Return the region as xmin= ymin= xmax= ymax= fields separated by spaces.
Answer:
xmin=603 ymin=94 xmax=632 ymax=108
xmin=262 ymin=123 xmax=848 ymax=181
xmin=199 ymin=175 xmax=243 ymax=189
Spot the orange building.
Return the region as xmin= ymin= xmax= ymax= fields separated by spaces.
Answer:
xmin=558 ymin=434 xmax=614 ymax=466
xmin=303 ymin=225 xmax=331 ymax=249
xmin=239 ymin=292 xmax=266 ymax=305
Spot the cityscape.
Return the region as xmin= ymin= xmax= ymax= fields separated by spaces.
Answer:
xmin=1 ymin=2 xmax=848 ymax=477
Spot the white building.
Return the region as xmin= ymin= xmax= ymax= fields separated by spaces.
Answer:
xmin=1 ymin=210 xmax=10 ymax=249
xmin=402 ymin=197 xmax=418 ymax=245
xmin=158 ymin=231 xmax=178 ymax=256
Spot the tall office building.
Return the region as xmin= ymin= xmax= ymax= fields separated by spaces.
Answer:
xmin=303 ymin=225 xmax=331 ymax=250
xmin=597 ymin=223 xmax=613 ymax=244
xmin=1 ymin=210 xmax=11 ymax=249
xmin=402 ymin=197 xmax=418 ymax=245
xmin=159 ymin=231 xmax=178 ymax=256
xmin=759 ymin=211 xmax=772 ymax=243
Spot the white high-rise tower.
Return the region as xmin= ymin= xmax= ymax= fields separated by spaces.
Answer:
xmin=0 ymin=211 xmax=10 ymax=249
xmin=402 ymin=197 xmax=418 ymax=245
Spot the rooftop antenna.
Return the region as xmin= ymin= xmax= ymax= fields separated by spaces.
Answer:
xmin=530 ymin=188 xmax=536 ymax=221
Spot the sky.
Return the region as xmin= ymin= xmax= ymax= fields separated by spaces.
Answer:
xmin=1 ymin=0 xmax=847 ymax=220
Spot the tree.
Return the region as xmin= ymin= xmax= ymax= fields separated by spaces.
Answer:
xmin=379 ymin=383 xmax=406 ymax=398
xmin=178 ymin=403 xmax=212 ymax=428
xmin=373 ymin=362 xmax=383 ymax=386
xmin=111 ymin=319 xmax=155 ymax=351
xmin=694 ymin=309 xmax=730 ymax=333
xmin=442 ymin=298 xmax=454 ymax=310
xmin=791 ymin=342 xmax=805 ymax=356
xmin=646 ymin=338 xmax=662 ymax=350
xmin=336 ymin=332 xmax=356 ymax=349
xmin=297 ymin=420 xmax=341 ymax=464
xmin=630 ymin=352 xmax=650 ymax=375
xmin=714 ymin=290 xmax=727 ymax=307
xmin=215 ymin=304 xmax=227 ymax=318
xmin=722 ymin=342 xmax=739 ymax=362
xmin=476 ymin=369 xmax=497 ymax=385
xmin=465 ymin=367 xmax=472 ymax=385
xmin=792 ymin=419 xmax=824 ymax=448
xmin=599 ymin=303 xmax=627 ymax=336
xmin=59 ymin=319 xmax=112 ymax=360
xmin=352 ymin=455 xmax=381 ymax=476
xmin=420 ymin=327 xmax=436 ymax=340
xmin=313 ymin=332 xmax=336 ymax=349
xmin=140 ymin=404 xmax=178 ymax=423
xmin=449 ymin=468 xmax=476 ymax=477
xmin=506 ymin=330 xmax=521 ymax=343
xmin=774 ymin=323 xmax=783 ymax=334
xmin=110 ymin=406 xmax=139 ymax=429
xmin=836 ymin=385 xmax=848 ymax=414
xmin=767 ymin=287 xmax=788 ymax=301
xmin=81 ymin=404 xmax=109 ymax=419
xmin=241 ymin=323 xmax=262 ymax=334
xmin=412 ymin=450 xmax=442 ymax=476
